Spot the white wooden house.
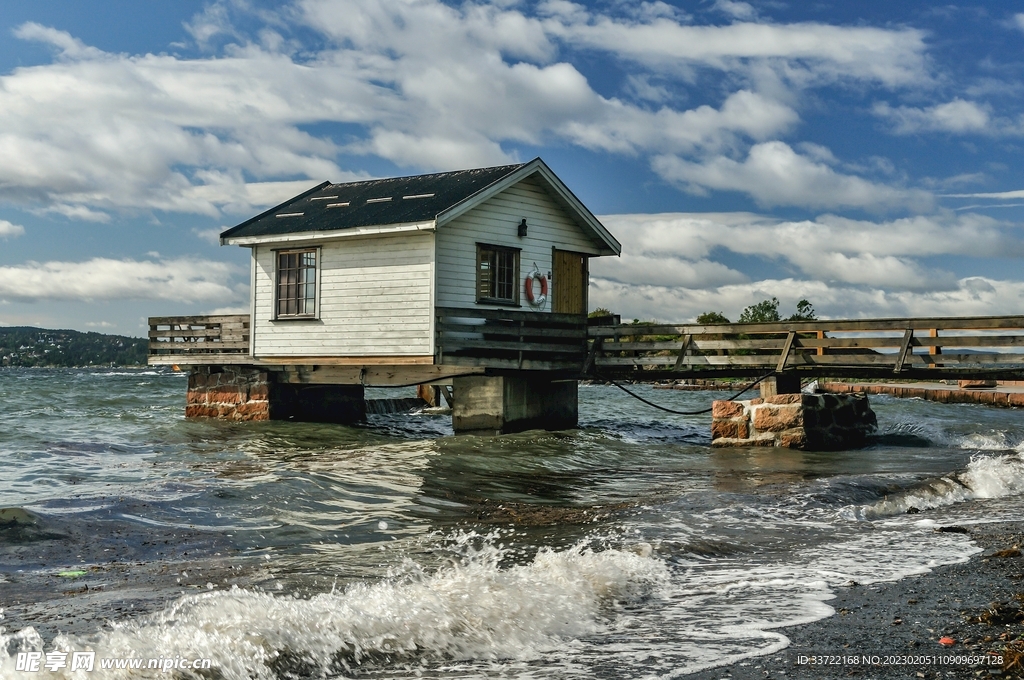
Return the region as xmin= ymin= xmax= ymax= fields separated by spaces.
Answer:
xmin=151 ymin=158 xmax=619 ymax=432
xmin=218 ymin=157 xmax=620 ymax=366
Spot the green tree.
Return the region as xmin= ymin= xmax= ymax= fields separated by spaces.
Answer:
xmin=588 ymin=307 xmax=613 ymax=318
xmin=788 ymin=299 xmax=816 ymax=321
xmin=738 ymin=297 xmax=781 ymax=323
xmin=696 ymin=311 xmax=730 ymax=324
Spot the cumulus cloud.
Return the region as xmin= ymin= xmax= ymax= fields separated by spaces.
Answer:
xmin=589 ymin=276 xmax=1024 ymax=324
xmin=873 ymin=99 xmax=992 ymax=134
xmin=652 ymin=142 xmax=933 ymax=211
xmin=0 ymin=0 xmax=942 ymax=219
xmin=713 ymin=1 xmax=758 ymax=21
xmin=0 ymin=258 xmax=240 ymax=303
xmin=0 ymin=220 xmax=25 ymax=239
xmin=589 ymin=210 xmax=1017 ymax=318
xmin=541 ymin=10 xmax=929 ymax=87
xmin=12 ymin=23 xmax=106 ymax=61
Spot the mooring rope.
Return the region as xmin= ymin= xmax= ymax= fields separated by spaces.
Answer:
xmin=589 ymin=370 xmax=779 ymax=416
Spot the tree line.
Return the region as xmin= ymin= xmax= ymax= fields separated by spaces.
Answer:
xmin=589 ymin=297 xmax=817 ymax=325
xmin=0 ymin=327 xmax=147 ymax=367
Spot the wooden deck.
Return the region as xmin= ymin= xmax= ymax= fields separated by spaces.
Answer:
xmin=150 ymin=312 xmax=1024 ymax=382
xmin=149 ymin=315 xmax=251 ymax=365
xmin=148 ymin=307 xmax=587 ymax=374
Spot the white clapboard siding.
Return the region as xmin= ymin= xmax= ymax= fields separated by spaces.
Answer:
xmin=435 ymin=176 xmax=602 ymax=311
xmin=252 ymin=232 xmax=434 ymax=357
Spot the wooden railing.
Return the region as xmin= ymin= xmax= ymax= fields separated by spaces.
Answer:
xmin=586 ymin=315 xmax=1024 ymax=380
xmin=436 ymin=306 xmax=587 ymax=371
xmin=149 ymin=315 xmax=250 ymax=364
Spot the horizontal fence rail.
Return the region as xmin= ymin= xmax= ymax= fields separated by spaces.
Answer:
xmin=436 ymin=306 xmax=587 ymax=371
xmin=586 ymin=315 xmax=1024 ymax=380
xmin=149 ymin=315 xmax=250 ymax=360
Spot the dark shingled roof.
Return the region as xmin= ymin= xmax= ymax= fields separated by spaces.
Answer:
xmin=221 ymin=163 xmax=527 ymax=240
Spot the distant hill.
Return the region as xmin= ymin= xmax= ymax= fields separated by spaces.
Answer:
xmin=0 ymin=326 xmax=147 ymax=368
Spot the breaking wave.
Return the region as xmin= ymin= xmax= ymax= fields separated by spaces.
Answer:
xmin=842 ymin=452 xmax=1024 ymax=519
xmin=0 ymin=535 xmax=667 ymax=679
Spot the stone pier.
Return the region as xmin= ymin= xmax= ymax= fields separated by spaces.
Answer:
xmin=186 ymin=366 xmax=271 ymax=420
xmin=451 ymin=373 xmax=577 ymax=434
xmin=711 ymin=392 xmax=877 ymax=450
xmin=186 ymin=366 xmax=365 ymax=423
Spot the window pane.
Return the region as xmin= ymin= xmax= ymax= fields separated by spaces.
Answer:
xmin=277 ymin=249 xmax=316 ymax=316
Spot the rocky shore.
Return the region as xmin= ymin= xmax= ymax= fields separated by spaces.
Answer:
xmin=689 ymin=523 xmax=1024 ymax=679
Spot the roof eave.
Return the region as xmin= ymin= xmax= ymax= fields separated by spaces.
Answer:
xmin=221 ymin=220 xmax=437 ymax=247
xmin=219 ymin=180 xmax=332 ymax=245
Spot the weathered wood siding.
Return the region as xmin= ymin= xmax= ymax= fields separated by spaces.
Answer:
xmin=435 ymin=176 xmax=601 ymax=311
xmin=252 ymin=232 xmax=435 ymax=357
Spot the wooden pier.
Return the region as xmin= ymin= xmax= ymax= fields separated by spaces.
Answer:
xmin=584 ymin=314 xmax=1024 ymax=382
xmin=149 ymin=312 xmax=1024 ymax=443
xmin=150 ymin=312 xmax=1024 ymax=383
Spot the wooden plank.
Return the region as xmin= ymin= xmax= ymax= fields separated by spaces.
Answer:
xmin=439 ymin=339 xmax=585 ymax=354
xmin=149 ymin=329 xmax=222 ymax=339
xmin=147 ymin=354 xmax=256 ymax=366
xmin=440 ymin=355 xmax=583 ymax=371
xmin=254 ymin=355 xmax=435 ymax=365
xmin=582 ymin=337 xmax=603 ymax=374
xmin=149 ymin=315 xmax=248 ymax=326
xmin=588 ymin=315 xmax=1024 ymax=337
xmin=436 ymin=306 xmax=585 ymax=325
xmin=674 ymin=334 xmax=692 ymax=370
xmin=893 ymin=329 xmax=914 ymax=373
xmin=273 ymin=364 xmax=486 ymax=385
xmin=777 ymin=331 xmax=796 ymax=372
xmin=149 ymin=341 xmax=249 ymax=351
xmin=435 ymin=323 xmax=585 ymax=339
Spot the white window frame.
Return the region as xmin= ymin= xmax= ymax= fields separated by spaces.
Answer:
xmin=273 ymin=246 xmax=321 ymax=320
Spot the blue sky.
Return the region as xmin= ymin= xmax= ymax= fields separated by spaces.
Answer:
xmin=1 ymin=0 xmax=1023 ymax=334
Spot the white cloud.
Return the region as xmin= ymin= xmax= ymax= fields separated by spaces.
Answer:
xmin=712 ymin=1 xmax=758 ymax=21
xmin=588 ymin=276 xmax=1024 ymax=324
xmin=1014 ymin=13 xmax=1024 ymax=33
xmin=0 ymin=1 xmax=940 ymax=219
xmin=0 ymin=258 xmax=240 ymax=303
xmin=873 ymin=99 xmax=992 ymax=134
xmin=945 ymin=189 xmax=1024 ymax=199
xmin=0 ymin=220 xmax=25 ymax=239
xmin=85 ymin=321 xmax=114 ymax=328
xmin=593 ymin=254 xmax=747 ymax=289
xmin=12 ymin=23 xmax=106 ymax=61
xmin=541 ymin=12 xmax=929 ymax=87
xmin=652 ymin=142 xmax=933 ymax=211
xmin=594 ymin=210 xmax=1015 ymax=293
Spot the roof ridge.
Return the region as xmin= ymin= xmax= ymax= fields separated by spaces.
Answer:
xmin=326 ymin=162 xmax=526 ymax=189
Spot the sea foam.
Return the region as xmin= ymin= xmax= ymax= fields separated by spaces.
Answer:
xmin=0 ymin=536 xmax=667 ymax=679
xmin=843 ymin=452 xmax=1024 ymax=519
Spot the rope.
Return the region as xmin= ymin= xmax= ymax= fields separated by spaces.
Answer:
xmin=590 ymin=370 xmax=779 ymax=416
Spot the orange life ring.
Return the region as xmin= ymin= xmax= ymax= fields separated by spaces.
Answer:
xmin=525 ymin=270 xmax=548 ymax=306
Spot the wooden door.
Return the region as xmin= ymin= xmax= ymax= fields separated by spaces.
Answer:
xmin=552 ymin=250 xmax=588 ymax=315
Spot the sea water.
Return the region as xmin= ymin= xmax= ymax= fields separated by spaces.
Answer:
xmin=0 ymin=368 xmax=1021 ymax=678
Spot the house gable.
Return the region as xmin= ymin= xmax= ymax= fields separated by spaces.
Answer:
xmin=434 ymin=173 xmax=604 ymax=311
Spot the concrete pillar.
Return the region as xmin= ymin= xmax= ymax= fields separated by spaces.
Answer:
xmin=451 ymin=374 xmax=578 ymax=434
xmin=760 ymin=374 xmax=801 ymax=399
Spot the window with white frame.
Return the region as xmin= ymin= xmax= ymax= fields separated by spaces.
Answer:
xmin=476 ymin=243 xmax=520 ymax=305
xmin=276 ymin=249 xmax=317 ymax=317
